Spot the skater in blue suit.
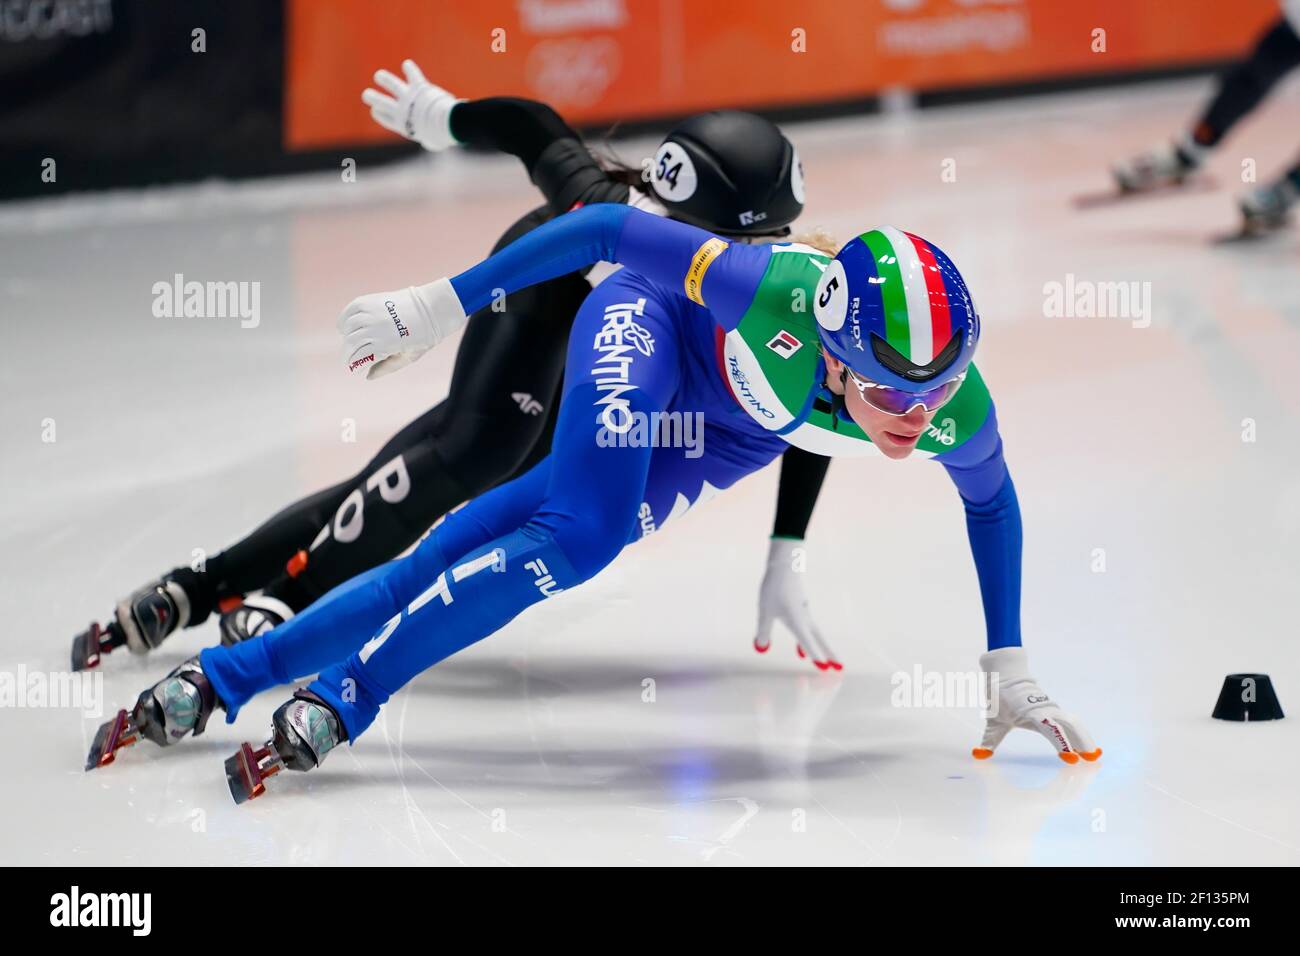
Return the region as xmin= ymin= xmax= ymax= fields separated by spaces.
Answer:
xmin=92 ymin=203 xmax=1100 ymax=800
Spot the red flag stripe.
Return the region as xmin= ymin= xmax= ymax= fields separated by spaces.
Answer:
xmin=904 ymin=231 xmax=951 ymax=357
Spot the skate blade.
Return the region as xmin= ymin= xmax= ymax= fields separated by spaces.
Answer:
xmin=85 ymin=709 xmax=139 ymax=771
xmin=1211 ymin=223 xmax=1290 ymax=245
xmin=71 ymin=620 xmax=128 ymax=671
xmin=225 ymin=741 xmax=283 ymax=805
xmin=1072 ymin=175 xmax=1216 ymax=210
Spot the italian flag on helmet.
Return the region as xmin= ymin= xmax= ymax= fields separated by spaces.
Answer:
xmin=814 ymin=226 xmax=980 ymax=392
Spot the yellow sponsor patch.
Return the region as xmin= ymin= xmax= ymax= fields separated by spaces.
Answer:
xmin=684 ymin=237 xmax=728 ymax=305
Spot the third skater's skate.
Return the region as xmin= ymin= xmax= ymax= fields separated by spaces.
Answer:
xmin=1112 ymin=139 xmax=1206 ymax=193
xmin=1236 ymin=180 xmax=1297 ymax=236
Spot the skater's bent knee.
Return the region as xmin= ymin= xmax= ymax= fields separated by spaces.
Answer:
xmin=526 ymin=514 xmax=629 ymax=583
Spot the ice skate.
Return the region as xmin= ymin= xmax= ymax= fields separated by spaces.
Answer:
xmin=218 ymin=594 xmax=293 ymax=646
xmin=1236 ymin=181 xmax=1295 ymax=236
xmin=1112 ymin=140 xmax=1202 ymax=193
xmin=85 ymin=656 xmax=222 ymax=770
xmin=71 ymin=573 xmax=196 ymax=671
xmin=225 ymin=691 xmax=346 ymax=804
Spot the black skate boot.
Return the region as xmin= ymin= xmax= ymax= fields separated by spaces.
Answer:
xmin=85 ymin=656 xmax=222 ymax=770
xmin=218 ymin=594 xmax=293 ymax=646
xmin=225 ymin=691 xmax=346 ymax=804
xmin=71 ymin=570 xmax=200 ymax=671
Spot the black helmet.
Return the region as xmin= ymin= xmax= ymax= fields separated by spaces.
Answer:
xmin=647 ymin=111 xmax=804 ymax=237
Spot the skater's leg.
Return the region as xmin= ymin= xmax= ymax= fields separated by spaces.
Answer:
xmin=237 ymin=403 xmax=466 ymax=611
xmin=199 ymin=478 xmax=357 ymax=611
xmin=309 ymin=379 xmax=658 ymax=738
xmin=80 ymin=211 xmax=578 ymax=667
xmin=311 ymin=410 xmax=790 ymax=740
xmin=1113 ymin=18 xmax=1300 ymax=192
xmin=103 ymin=478 xmax=354 ymax=643
xmin=483 ymin=371 xmax=565 ymax=489
xmin=305 ymin=286 xmax=690 ymax=738
xmin=200 ymin=458 xmax=553 ymax=717
xmin=1194 ymin=16 xmax=1300 ymax=146
xmin=255 ymin=224 xmax=583 ymax=611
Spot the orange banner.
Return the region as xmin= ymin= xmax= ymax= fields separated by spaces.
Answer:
xmin=285 ymin=0 xmax=1281 ymax=150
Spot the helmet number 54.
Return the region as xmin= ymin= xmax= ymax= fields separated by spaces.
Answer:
xmin=657 ymin=151 xmax=682 ymax=190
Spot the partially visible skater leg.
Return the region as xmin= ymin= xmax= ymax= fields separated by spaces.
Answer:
xmin=197 ymin=460 xmax=552 ymax=722
xmin=224 ymin=382 xmax=657 ymax=802
xmin=1112 ymin=15 xmax=1300 ymax=193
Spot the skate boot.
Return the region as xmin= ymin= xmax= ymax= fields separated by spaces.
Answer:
xmin=225 ymin=691 xmax=346 ymax=803
xmin=85 ymin=656 xmax=223 ymax=770
xmin=1237 ymin=180 xmax=1296 ymax=236
xmin=218 ymin=595 xmax=293 ymax=646
xmin=71 ymin=571 xmax=198 ymax=671
xmin=1112 ymin=139 xmax=1202 ymax=193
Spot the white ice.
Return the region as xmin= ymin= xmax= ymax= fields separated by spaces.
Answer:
xmin=1 ymin=77 xmax=1298 ymax=865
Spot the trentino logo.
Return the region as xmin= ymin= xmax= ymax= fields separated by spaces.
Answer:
xmin=727 ymin=356 xmax=777 ymax=419
xmin=591 ymin=298 xmax=654 ymax=433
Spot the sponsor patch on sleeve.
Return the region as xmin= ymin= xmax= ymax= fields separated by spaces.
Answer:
xmin=684 ymin=237 xmax=728 ymax=306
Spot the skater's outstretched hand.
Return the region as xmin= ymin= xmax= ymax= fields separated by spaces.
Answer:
xmin=975 ymin=647 xmax=1101 ymax=764
xmin=753 ymin=538 xmax=841 ymax=671
xmin=362 ymin=59 xmax=460 ymax=151
xmin=338 ymin=279 xmax=467 ymax=379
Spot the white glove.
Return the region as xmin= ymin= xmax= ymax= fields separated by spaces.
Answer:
xmin=752 ymin=538 xmax=840 ymax=671
xmin=337 ymin=279 xmax=467 ymax=380
xmin=976 ymin=646 xmax=1101 ymax=764
xmin=361 ymin=59 xmax=461 ymax=151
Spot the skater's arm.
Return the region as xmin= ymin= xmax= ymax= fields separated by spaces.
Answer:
xmin=340 ymin=206 xmax=767 ymax=378
xmin=938 ymin=404 xmax=1022 ymax=651
xmin=772 ymin=447 xmax=830 ymax=539
xmin=941 ymin=404 xmax=1101 ymax=761
xmin=449 ymin=98 xmax=633 ymax=214
xmin=449 ymin=204 xmax=769 ymax=329
xmin=363 ymin=62 xmax=632 ymax=214
xmin=750 ymin=447 xmax=841 ymax=670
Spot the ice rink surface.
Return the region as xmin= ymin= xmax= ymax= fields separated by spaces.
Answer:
xmin=1 ymin=78 xmax=1298 ymax=866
